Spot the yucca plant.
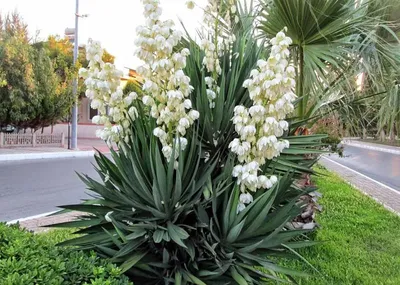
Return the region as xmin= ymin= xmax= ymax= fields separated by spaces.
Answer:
xmin=54 ymin=124 xmax=321 ymax=284
xmin=52 ymin=0 xmax=328 ymax=284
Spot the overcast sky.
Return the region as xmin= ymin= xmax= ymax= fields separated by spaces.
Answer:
xmin=0 ymin=0 xmax=207 ymax=69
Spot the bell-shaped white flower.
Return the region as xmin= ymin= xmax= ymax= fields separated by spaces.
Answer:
xmin=229 ymin=30 xmax=295 ymax=202
xmin=239 ymin=193 xmax=253 ymax=204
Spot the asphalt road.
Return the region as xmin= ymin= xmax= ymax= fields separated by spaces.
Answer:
xmin=1 ymin=145 xmax=399 ymax=222
xmin=0 ymin=157 xmax=99 ymax=222
xmin=326 ymin=145 xmax=400 ymax=190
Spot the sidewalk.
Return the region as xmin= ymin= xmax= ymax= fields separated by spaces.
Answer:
xmin=342 ymin=139 xmax=400 ymax=155
xmin=8 ymin=211 xmax=82 ymax=233
xmin=0 ymin=138 xmax=114 ymax=162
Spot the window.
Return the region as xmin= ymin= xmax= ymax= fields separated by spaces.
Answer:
xmin=89 ymin=105 xmax=98 ymax=120
xmin=88 ymin=100 xmax=109 ymax=122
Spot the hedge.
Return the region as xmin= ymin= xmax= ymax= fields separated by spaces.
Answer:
xmin=0 ymin=223 xmax=132 ymax=285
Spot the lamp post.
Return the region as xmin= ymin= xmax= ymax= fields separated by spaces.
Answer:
xmin=66 ymin=0 xmax=88 ymax=150
xmin=70 ymin=0 xmax=80 ymax=150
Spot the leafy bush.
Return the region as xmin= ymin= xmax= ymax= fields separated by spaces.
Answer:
xmin=56 ymin=1 xmax=328 ymax=284
xmin=0 ymin=223 xmax=132 ymax=285
xmin=123 ymin=80 xmax=143 ymax=96
xmin=312 ymin=121 xmax=344 ymax=156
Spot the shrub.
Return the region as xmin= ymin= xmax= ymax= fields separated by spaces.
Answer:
xmin=123 ymin=80 xmax=142 ymax=96
xmin=312 ymin=120 xmax=344 ymax=156
xmin=57 ymin=0 xmax=327 ymax=284
xmin=0 ymin=223 xmax=132 ymax=285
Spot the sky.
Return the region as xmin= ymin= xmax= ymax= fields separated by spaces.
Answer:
xmin=0 ymin=0 xmax=207 ymax=70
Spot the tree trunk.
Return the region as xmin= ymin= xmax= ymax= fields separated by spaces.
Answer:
xmin=380 ymin=129 xmax=386 ymax=142
xmin=389 ymin=123 xmax=395 ymax=142
xmin=345 ymin=128 xmax=350 ymax=138
xmin=297 ymin=46 xmax=305 ymax=119
xmin=362 ymin=128 xmax=367 ymax=139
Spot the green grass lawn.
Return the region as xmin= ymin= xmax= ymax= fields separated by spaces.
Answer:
xmin=281 ymin=167 xmax=400 ymax=285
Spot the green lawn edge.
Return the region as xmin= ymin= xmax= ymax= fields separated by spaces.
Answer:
xmin=279 ymin=166 xmax=400 ymax=285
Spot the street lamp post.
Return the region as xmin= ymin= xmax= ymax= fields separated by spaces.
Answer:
xmin=67 ymin=0 xmax=88 ymax=150
xmin=70 ymin=0 xmax=80 ymax=150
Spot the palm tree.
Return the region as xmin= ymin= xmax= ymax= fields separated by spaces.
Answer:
xmin=257 ymin=0 xmax=400 ymax=136
xmin=371 ymin=0 xmax=400 ymax=141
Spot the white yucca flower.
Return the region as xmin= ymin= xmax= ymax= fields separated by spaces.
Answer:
xmin=198 ymin=0 xmax=238 ymax=108
xmin=230 ymin=30 xmax=296 ymax=211
xmin=135 ymin=0 xmax=198 ymax=161
xmin=79 ymin=39 xmax=137 ymax=144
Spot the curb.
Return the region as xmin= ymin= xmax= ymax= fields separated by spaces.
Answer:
xmin=342 ymin=140 xmax=400 ymax=155
xmin=0 ymin=150 xmax=95 ymax=162
xmin=6 ymin=211 xmax=58 ymax=225
xmin=7 ymin=211 xmax=82 ymax=233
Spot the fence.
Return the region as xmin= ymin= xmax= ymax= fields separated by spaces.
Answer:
xmin=0 ymin=133 xmax=65 ymax=148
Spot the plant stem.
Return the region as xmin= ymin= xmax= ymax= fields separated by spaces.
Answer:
xmin=298 ymin=45 xmax=305 ymax=119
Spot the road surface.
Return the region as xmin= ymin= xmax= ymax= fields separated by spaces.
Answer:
xmin=0 ymin=157 xmax=99 ymax=221
xmin=0 ymin=144 xmax=399 ymax=222
xmin=326 ymin=145 xmax=400 ymax=190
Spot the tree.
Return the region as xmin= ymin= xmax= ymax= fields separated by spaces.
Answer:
xmin=258 ymin=0 xmax=400 ymax=135
xmin=122 ymin=80 xmax=142 ymax=95
xmin=0 ymin=12 xmax=117 ymax=131
xmin=40 ymin=36 xmax=115 ymax=109
xmin=32 ymin=36 xmax=117 ymax=129
xmin=29 ymin=47 xmax=61 ymax=131
xmin=34 ymin=36 xmax=77 ymax=125
xmin=0 ymin=12 xmax=35 ymax=128
xmin=371 ymin=0 xmax=400 ymax=140
xmin=101 ymin=49 xmax=115 ymax=64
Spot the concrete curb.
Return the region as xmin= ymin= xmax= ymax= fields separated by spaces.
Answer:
xmin=0 ymin=150 xmax=95 ymax=162
xmin=7 ymin=211 xmax=82 ymax=233
xmin=342 ymin=140 xmax=400 ymax=155
xmin=6 ymin=211 xmax=58 ymax=225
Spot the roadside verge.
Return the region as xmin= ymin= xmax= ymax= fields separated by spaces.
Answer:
xmin=320 ymin=156 xmax=400 ymax=215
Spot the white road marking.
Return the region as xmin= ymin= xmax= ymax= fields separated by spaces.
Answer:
xmin=0 ymin=150 xmax=95 ymax=162
xmin=6 ymin=211 xmax=57 ymax=225
xmin=322 ymin=156 xmax=400 ymax=195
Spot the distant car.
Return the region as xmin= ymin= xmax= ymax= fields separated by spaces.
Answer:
xmin=0 ymin=125 xmax=15 ymax=133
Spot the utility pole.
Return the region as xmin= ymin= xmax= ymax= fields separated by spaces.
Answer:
xmin=70 ymin=0 xmax=80 ymax=150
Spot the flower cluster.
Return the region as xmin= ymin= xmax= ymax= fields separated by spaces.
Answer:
xmin=199 ymin=0 xmax=237 ymax=108
xmin=135 ymin=0 xmax=199 ymax=161
xmin=202 ymin=0 xmax=238 ymax=59
xmin=229 ymin=31 xmax=296 ymax=211
xmin=79 ymin=40 xmax=138 ymax=143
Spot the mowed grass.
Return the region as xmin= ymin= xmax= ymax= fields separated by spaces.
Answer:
xmin=281 ymin=167 xmax=400 ymax=285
